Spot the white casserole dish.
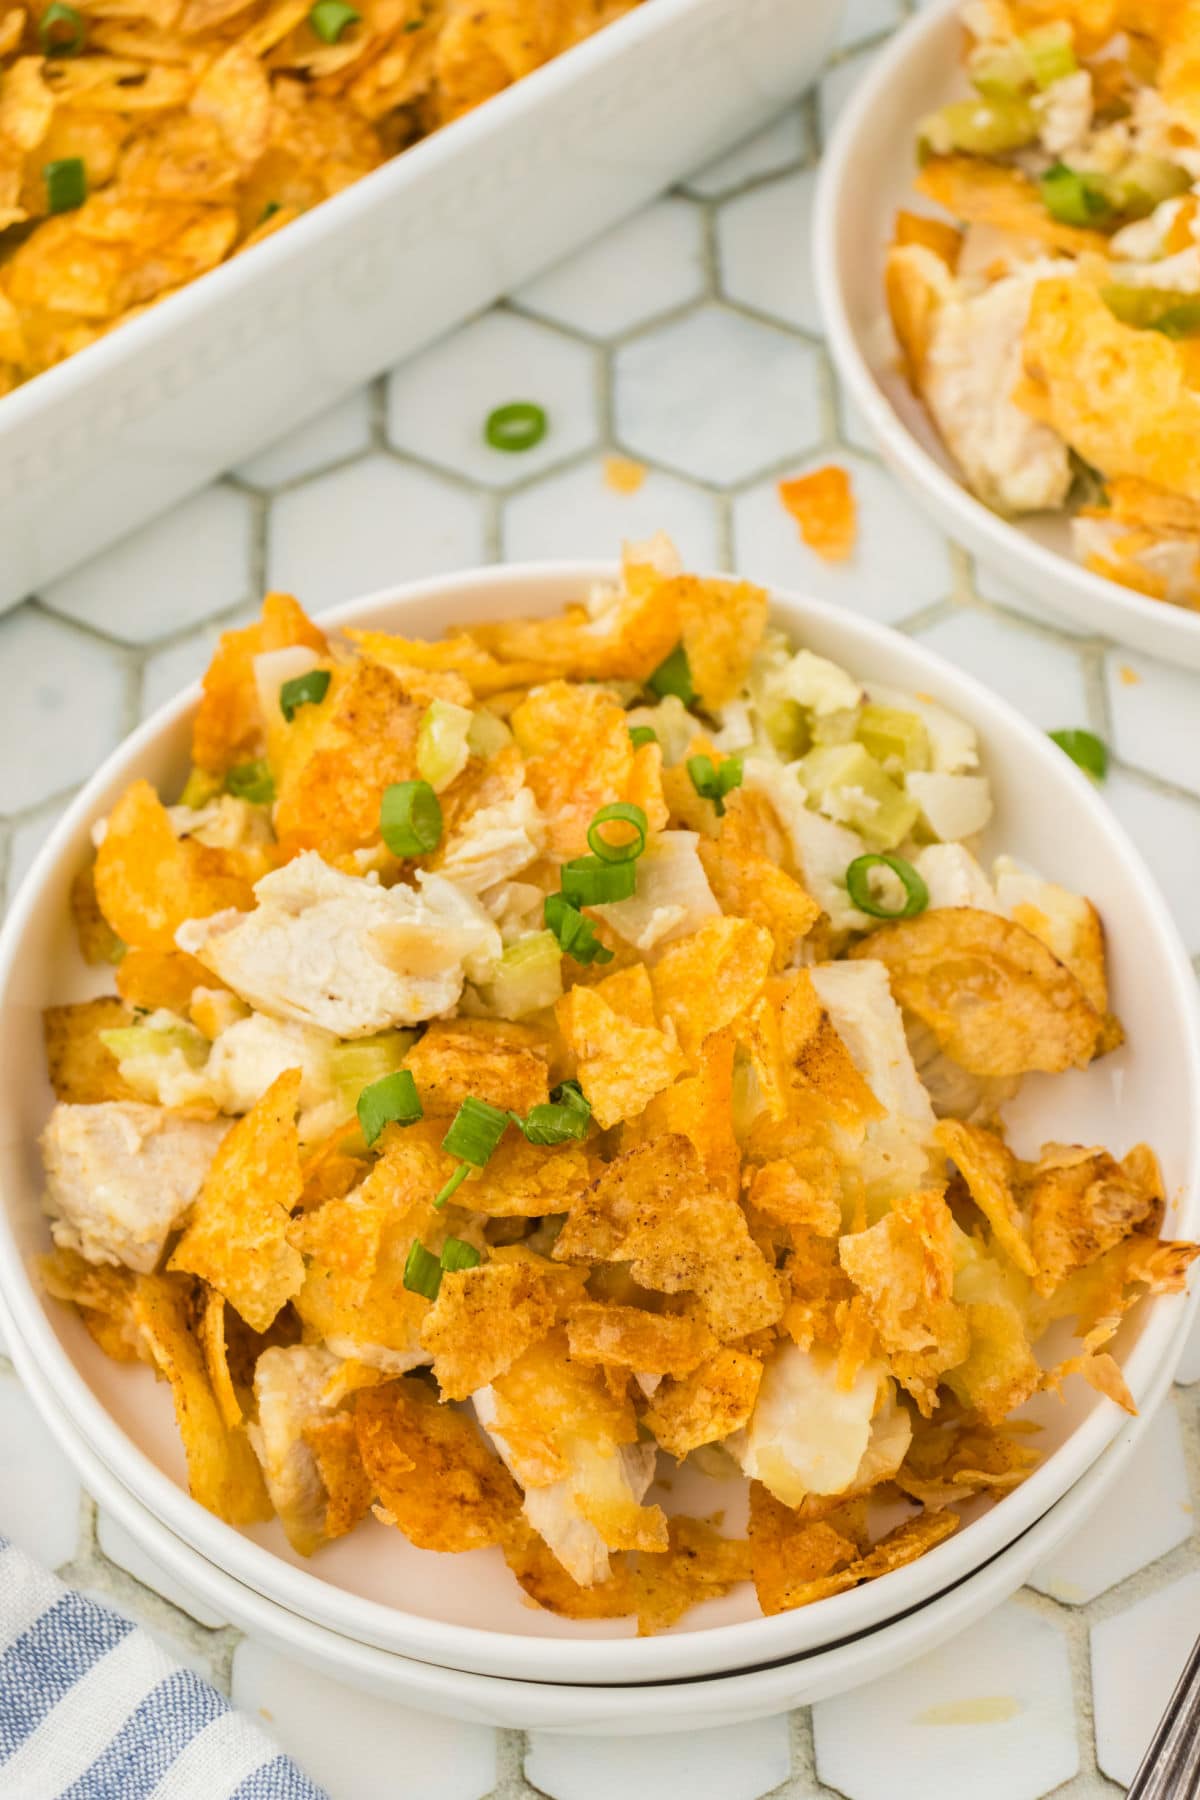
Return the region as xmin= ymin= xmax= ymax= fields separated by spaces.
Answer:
xmin=813 ymin=0 xmax=1200 ymax=669
xmin=0 ymin=0 xmax=842 ymax=617
xmin=7 ymin=1294 xmax=1187 ymax=1735
xmin=0 ymin=560 xmax=1196 ymax=1685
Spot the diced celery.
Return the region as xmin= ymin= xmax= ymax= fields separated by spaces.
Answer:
xmin=1101 ymin=284 xmax=1200 ymax=336
xmin=623 ymin=694 xmax=696 ymax=767
xmin=968 ymin=39 xmax=1031 ymax=98
xmin=478 ymin=931 xmax=563 ymax=1020
xmin=1109 ymin=154 xmax=1191 ymax=217
xmin=417 ymin=699 xmax=473 ymax=792
xmin=466 ymin=708 xmax=511 ymax=759
xmin=917 ymin=95 xmax=1038 ymax=157
xmin=797 ymin=743 xmax=920 ymax=851
xmin=760 ymin=697 xmax=810 ymax=759
xmin=856 ymin=703 xmax=931 ymax=775
xmin=1039 ymin=162 xmax=1114 ymax=226
xmin=809 ymin=705 xmax=861 ymax=747
xmin=331 ymin=1030 xmax=416 ymax=1111
xmin=99 ymin=1025 xmax=208 ymax=1066
xmin=178 ymin=767 xmax=222 ymax=809
xmin=1022 ymin=23 xmax=1076 ymax=88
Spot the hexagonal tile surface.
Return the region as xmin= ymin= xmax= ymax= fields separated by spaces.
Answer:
xmin=1092 ymin=1572 xmax=1200 ymax=1786
xmin=140 ymin=609 xmax=255 ymax=722
xmin=516 ymin=199 xmax=708 ymax=339
xmin=911 ymin=606 xmax=1091 ymax=730
xmin=1030 ymin=1400 xmax=1193 ymax=1605
xmin=719 ymin=169 xmax=820 ymax=335
xmin=684 ymin=107 xmax=809 ymax=199
xmin=234 ymin=390 xmax=374 ymax=491
xmin=971 ymin=558 xmax=1093 ymax=637
xmin=0 ymin=606 xmax=128 ymax=814
xmin=387 ymin=312 xmax=599 ymax=488
xmin=813 ymin=1602 xmax=1078 ymax=1800
xmin=267 ymin=455 xmax=486 ymax=611
xmin=614 ymin=306 xmax=823 ymax=485
xmin=525 ymin=1717 xmax=790 ymax=1800
xmin=818 ymin=46 xmax=877 ymax=149
xmin=732 ymin=451 xmax=952 ymax=623
xmin=1106 ymin=650 xmax=1200 ymax=798
xmin=41 ymin=485 xmax=254 ymax=647
xmin=503 ymin=456 xmax=721 ymax=568
xmin=836 ymin=0 xmax=904 ymax=50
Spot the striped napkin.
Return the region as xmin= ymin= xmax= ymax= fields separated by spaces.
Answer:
xmin=0 ymin=1537 xmax=329 ymax=1799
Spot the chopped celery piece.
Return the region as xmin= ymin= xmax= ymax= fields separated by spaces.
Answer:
xmin=417 ymin=699 xmax=473 ymax=792
xmin=917 ymin=95 xmax=1038 ymax=157
xmin=178 ymin=767 xmax=222 ymax=809
xmin=856 ymin=703 xmax=931 ymax=775
xmin=760 ymin=697 xmax=810 ymax=759
xmin=331 ymin=1030 xmax=415 ymax=1112
xmin=968 ymin=24 xmax=1075 ymax=96
xmin=809 ymin=705 xmax=861 ymax=747
xmin=1022 ymin=23 xmax=1076 ymax=88
xmin=797 ymin=743 xmax=919 ymax=851
xmin=1108 ymin=154 xmax=1191 ymax=218
xmin=478 ymin=931 xmax=563 ymax=1020
xmin=1039 ymin=162 xmax=1114 ymax=226
xmin=1100 ymin=284 xmax=1200 ymax=336
xmin=466 ymin=708 xmax=511 ymax=759
xmin=99 ymin=1024 xmax=208 ymax=1066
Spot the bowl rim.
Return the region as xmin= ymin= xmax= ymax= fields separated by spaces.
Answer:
xmin=1 ymin=557 xmax=1197 ymax=1685
xmin=810 ymin=0 xmax=1200 ymax=650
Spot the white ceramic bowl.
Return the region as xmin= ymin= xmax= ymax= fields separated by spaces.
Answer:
xmin=7 ymin=1282 xmax=1191 ymax=1734
xmin=1 ymin=561 xmax=1197 ymax=1687
xmin=813 ymin=0 xmax=1200 ymax=670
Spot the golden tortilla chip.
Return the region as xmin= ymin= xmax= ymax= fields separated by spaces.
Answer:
xmin=347 ymin=628 xmax=547 ymax=701
xmin=39 ymin=1245 xmax=145 ymax=1364
xmin=131 ymin=1272 xmax=272 ymax=1524
xmin=631 ymin=1515 xmax=752 ymax=1635
xmin=850 ymin=907 xmax=1101 ymax=1077
xmin=697 ymin=818 xmax=820 ymax=972
xmin=671 ymin=573 xmax=769 ymax=712
xmin=302 ymin=1411 xmax=375 ymax=1540
xmin=565 ymin=1301 xmax=715 ymax=1378
xmin=945 ymin=1297 xmax=1042 ymax=1425
xmin=885 ymin=241 xmax=952 ymax=390
xmin=170 ymin=1068 xmax=304 ymax=1332
xmin=402 ymin=1018 xmax=550 ymax=1117
xmin=1026 ymin=1141 xmax=1159 ymax=1296
xmin=650 ymin=916 xmax=773 ymax=1061
xmin=94 ymin=778 xmax=257 ymax=952
xmin=115 ymin=946 xmax=224 ymax=1015
xmin=916 ymin=156 xmax=1111 ymax=254
xmin=555 ymin=976 xmax=686 ymax=1130
xmin=893 ymin=207 xmax=962 ymax=268
xmin=43 ymin=997 xmax=139 ymax=1103
xmin=464 ymin=575 xmax=680 ymax=686
xmin=1105 ymin=475 xmax=1200 ymax=538
xmin=937 ymin=1119 xmax=1036 ymax=1278
xmin=355 ymin=1377 xmax=522 ymax=1551
xmin=643 ymin=1347 xmax=763 ymax=1458
xmin=746 ymin=1159 xmax=843 ymax=1239
xmin=778 ymin=466 xmax=857 ymax=563
xmin=193 ymin=591 xmax=328 ymax=775
xmin=70 ymin=862 xmax=125 ymax=966
xmin=502 ymin=1519 xmax=634 ymax=1619
xmin=839 ymin=1192 xmax=970 ymax=1415
xmin=748 ymin=1483 xmax=863 ymax=1617
xmin=197 ymin=1287 xmax=244 ymax=1431
xmin=456 ymin=1133 xmax=591 ymax=1218
xmin=419 ymin=1254 xmax=585 ymax=1400
xmin=512 ymin=680 xmax=667 ymax=860
xmin=896 ymin=1412 xmax=1040 ymax=1508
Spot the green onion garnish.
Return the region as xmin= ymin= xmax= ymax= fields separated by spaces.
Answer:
xmin=484 ymin=402 xmax=547 ymax=453
xmin=628 ymin=726 xmax=657 ymax=749
xmin=440 ymin=1236 xmax=481 ymax=1273
xmin=357 ymin=1068 xmax=422 ymax=1147
xmin=586 ymin=801 xmax=647 ymax=865
xmin=39 ymin=2 xmax=86 ymax=55
xmin=686 ymin=752 xmax=743 ymax=818
xmin=260 ymin=200 xmax=282 ymax=223
xmin=544 ymin=893 xmax=613 ymax=966
xmin=442 ymin=1094 xmax=509 ymax=1166
xmin=560 ymin=855 xmax=637 ymax=906
xmin=225 ymin=759 xmax=275 ymax=804
xmin=648 ymin=644 xmax=694 ymax=704
xmin=516 ymin=1079 xmax=592 ymax=1146
xmin=845 ymin=853 xmax=929 ymax=921
xmin=1038 ymin=161 xmax=1113 ymax=227
xmin=1048 ymin=728 xmax=1108 ymax=781
xmin=434 ymin=1163 xmax=471 ymax=1209
xmin=403 ymin=1240 xmax=442 ymax=1300
xmin=380 ymin=779 xmax=443 ymax=858
xmin=309 ymin=0 xmax=359 ymax=38
xmin=44 ymin=158 xmax=86 ymax=215
xmin=279 ymin=668 xmax=330 ymax=721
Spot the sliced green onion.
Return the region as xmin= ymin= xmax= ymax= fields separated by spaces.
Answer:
xmin=1039 ymin=162 xmax=1113 ymax=227
xmin=466 ymin=708 xmax=511 ymax=759
xmin=403 ymin=1240 xmax=442 ymax=1300
xmin=560 ymin=855 xmax=637 ymax=906
xmin=260 ymin=200 xmax=282 ymax=223
xmin=279 ymin=668 xmax=330 ymax=721
xmin=309 ymin=0 xmax=359 ymax=39
xmin=442 ymin=1094 xmax=509 ymax=1167
xmin=380 ymin=779 xmax=442 ymax=858
xmin=516 ymin=1079 xmax=592 ymax=1146
xmin=357 ymin=1068 xmax=422 ymax=1147
xmin=179 ymin=767 xmax=223 ymax=809
xmin=225 ymin=759 xmax=275 ymax=804
xmin=44 ymin=157 xmax=86 ymax=215
xmin=479 ymin=930 xmax=563 ymax=1019
xmin=1048 ymin=728 xmax=1108 ymax=781
xmin=648 ymin=644 xmax=694 ymax=704
xmin=845 ymin=853 xmax=929 ymax=921
xmin=1101 ymin=284 xmax=1200 ymax=338
xmin=434 ymin=1162 xmax=471 ymax=1209
xmin=440 ymin=1236 xmax=481 ymax=1273
xmin=686 ymin=752 xmax=744 ymax=818
xmin=628 ymin=725 xmax=657 ymax=749
xmin=39 ymin=2 xmax=86 ymax=55
xmin=586 ymin=802 xmax=647 ymax=865
xmin=544 ymin=892 xmax=613 ymax=966
xmin=485 ymin=402 xmax=547 ymax=453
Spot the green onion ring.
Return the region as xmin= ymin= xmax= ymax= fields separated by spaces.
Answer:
xmin=845 ymin=853 xmax=929 ymax=921
xmin=586 ymin=801 xmax=647 ymax=865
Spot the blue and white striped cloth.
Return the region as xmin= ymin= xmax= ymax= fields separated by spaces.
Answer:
xmin=0 ymin=1538 xmax=329 ymax=1799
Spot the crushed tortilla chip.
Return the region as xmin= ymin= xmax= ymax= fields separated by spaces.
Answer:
xmin=778 ymin=466 xmax=857 ymax=563
xmin=94 ymin=779 xmax=256 ymax=952
xmin=642 ymin=1347 xmax=763 ymax=1457
xmin=565 ymin=1301 xmax=716 ymax=1377
xmin=43 ymin=998 xmax=139 ymax=1104
xmin=916 ymin=155 xmax=1111 ymax=255
xmin=116 ymin=947 xmax=224 ymax=1016
xmin=556 ymin=975 xmax=686 ymax=1129
xmin=402 ymin=1019 xmax=550 ymax=1118
xmin=513 ymin=680 xmax=667 ymax=859
xmin=39 ymin=1245 xmax=144 ymax=1365
xmin=893 ymin=207 xmax=962 ymax=268
xmin=302 ymin=1411 xmax=375 ymax=1541
xmin=604 ymin=455 xmax=646 ymax=494
xmin=193 ymin=592 xmax=327 ymax=776
xmin=70 ymin=862 xmax=124 ymax=966
xmin=419 ymin=1254 xmax=585 ymax=1400
xmin=650 ymin=916 xmax=773 ymax=1060
xmin=355 ymin=1377 xmax=522 ymax=1552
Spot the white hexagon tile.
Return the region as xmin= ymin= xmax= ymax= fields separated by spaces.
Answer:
xmin=3 ymin=12 xmax=1200 ymax=1800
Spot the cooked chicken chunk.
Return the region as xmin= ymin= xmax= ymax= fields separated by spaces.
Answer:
xmin=250 ymin=1344 xmax=340 ymax=1556
xmin=41 ymin=1102 xmax=227 ymax=1272
xmin=436 ymin=787 xmax=546 ymax=894
xmin=727 ymin=1343 xmax=909 ymax=1506
xmin=810 ymin=959 xmax=937 ymax=1194
xmin=177 ymin=852 xmax=501 ymax=1037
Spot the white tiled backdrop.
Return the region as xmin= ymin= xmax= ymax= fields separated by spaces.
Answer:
xmin=3 ymin=1 xmax=1200 ymax=1793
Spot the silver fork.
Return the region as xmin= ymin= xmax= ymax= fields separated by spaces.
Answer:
xmin=1128 ymin=1632 xmax=1200 ymax=1798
